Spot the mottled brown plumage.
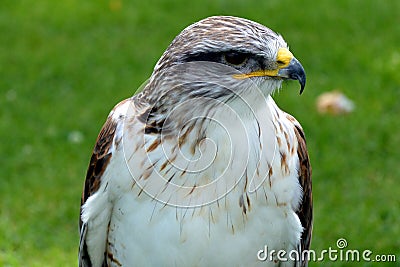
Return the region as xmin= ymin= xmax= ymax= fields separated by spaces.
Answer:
xmin=82 ymin=121 xmax=116 ymax=204
xmin=293 ymin=123 xmax=313 ymax=255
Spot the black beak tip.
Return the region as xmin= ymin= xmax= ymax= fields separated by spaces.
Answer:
xmin=299 ymin=76 xmax=306 ymax=95
xmin=290 ymin=71 xmax=306 ymax=95
xmin=283 ymin=57 xmax=306 ymax=95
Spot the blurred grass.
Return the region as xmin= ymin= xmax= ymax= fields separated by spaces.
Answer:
xmin=1 ymin=0 xmax=399 ymax=266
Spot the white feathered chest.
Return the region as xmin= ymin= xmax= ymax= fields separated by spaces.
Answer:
xmin=90 ymin=96 xmax=305 ymax=266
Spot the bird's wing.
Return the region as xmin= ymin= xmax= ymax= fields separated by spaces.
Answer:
xmin=79 ymin=100 xmax=129 ymax=267
xmin=293 ymin=121 xmax=313 ymax=266
xmin=80 ymin=117 xmax=117 ymax=216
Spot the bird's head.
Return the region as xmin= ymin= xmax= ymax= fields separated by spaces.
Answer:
xmin=137 ymin=16 xmax=307 ymax=133
xmin=150 ymin=16 xmax=306 ymax=99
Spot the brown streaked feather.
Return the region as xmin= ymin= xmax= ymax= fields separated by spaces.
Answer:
xmin=81 ymin=118 xmax=118 ymax=206
xmin=79 ymin=117 xmax=118 ymax=267
xmin=293 ymin=124 xmax=313 ymax=263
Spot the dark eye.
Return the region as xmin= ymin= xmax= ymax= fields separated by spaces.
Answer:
xmin=223 ymin=52 xmax=248 ymax=66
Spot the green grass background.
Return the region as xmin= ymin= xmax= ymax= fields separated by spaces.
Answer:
xmin=1 ymin=0 xmax=399 ymax=266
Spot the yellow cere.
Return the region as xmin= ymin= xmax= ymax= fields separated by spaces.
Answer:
xmin=233 ymin=47 xmax=293 ymax=80
xmin=276 ymin=47 xmax=293 ymax=68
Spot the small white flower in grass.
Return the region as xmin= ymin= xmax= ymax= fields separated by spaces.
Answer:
xmin=68 ymin=130 xmax=84 ymax=144
xmin=6 ymin=90 xmax=17 ymax=102
xmin=22 ymin=144 xmax=33 ymax=155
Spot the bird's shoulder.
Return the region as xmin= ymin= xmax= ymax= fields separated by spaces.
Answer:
xmin=80 ymin=98 xmax=132 ymax=207
xmin=79 ymin=98 xmax=135 ymax=267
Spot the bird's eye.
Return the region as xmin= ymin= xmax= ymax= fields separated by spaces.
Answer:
xmin=223 ymin=52 xmax=248 ymax=66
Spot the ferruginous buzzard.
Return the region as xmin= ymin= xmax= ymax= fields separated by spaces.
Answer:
xmin=79 ymin=16 xmax=312 ymax=267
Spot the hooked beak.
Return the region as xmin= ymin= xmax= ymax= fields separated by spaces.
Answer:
xmin=277 ymin=57 xmax=306 ymax=94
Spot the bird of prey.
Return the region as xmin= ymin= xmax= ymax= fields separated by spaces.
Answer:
xmin=79 ymin=16 xmax=312 ymax=267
